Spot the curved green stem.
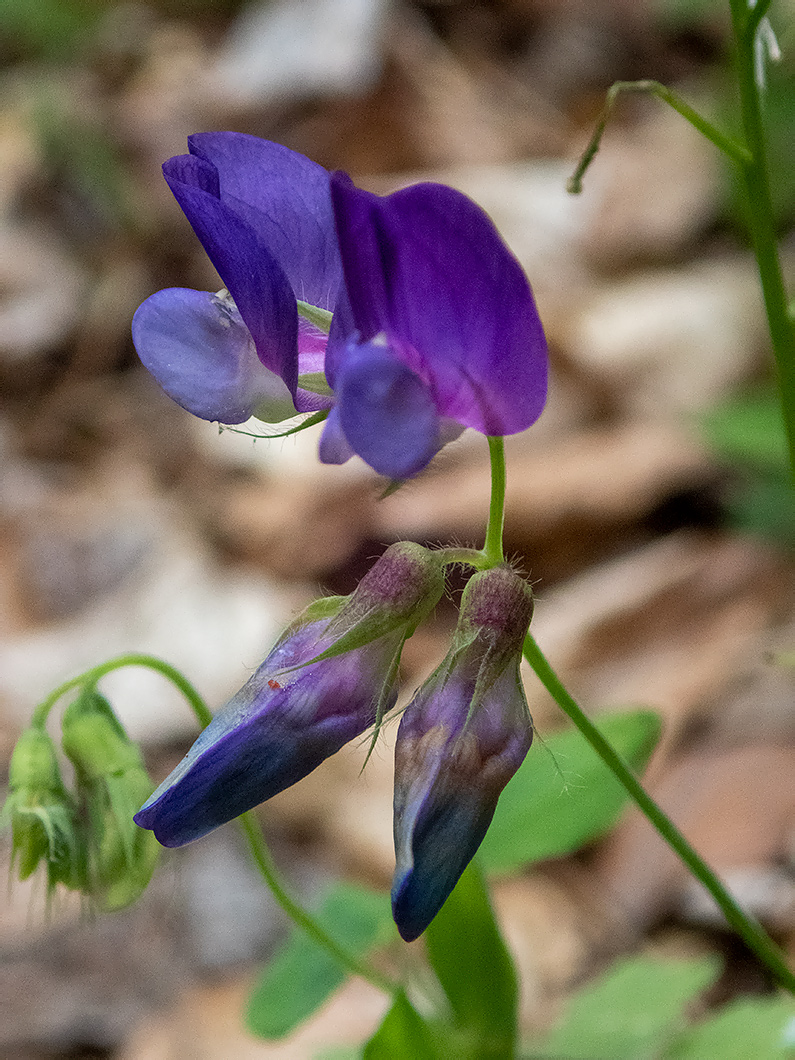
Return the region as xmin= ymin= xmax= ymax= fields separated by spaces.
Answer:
xmin=483 ymin=436 xmax=507 ymax=566
xmin=31 ymin=653 xmax=211 ymax=729
xmin=237 ymin=813 xmax=397 ymax=995
xmin=32 ymin=654 xmax=396 ymax=994
xmin=522 ymin=632 xmax=795 ymax=993
xmin=568 ymin=79 xmax=750 ymax=195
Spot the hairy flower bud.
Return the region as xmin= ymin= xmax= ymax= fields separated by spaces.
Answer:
xmin=391 ymin=566 xmax=534 ymax=941
xmin=2 ymin=728 xmax=85 ymax=893
xmin=61 ymin=690 xmax=159 ymax=911
xmin=135 ymin=543 xmax=445 ymax=848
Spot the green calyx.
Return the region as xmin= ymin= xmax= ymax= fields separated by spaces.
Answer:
xmin=309 ymin=543 xmax=446 ymax=664
xmin=445 ymin=566 xmax=535 ymax=720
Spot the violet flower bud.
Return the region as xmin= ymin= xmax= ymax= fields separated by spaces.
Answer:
xmin=391 ymin=566 xmax=534 ymax=941
xmin=135 ymin=543 xmax=444 ymax=848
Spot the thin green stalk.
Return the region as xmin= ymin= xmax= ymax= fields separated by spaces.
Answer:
xmin=483 ymin=436 xmax=507 ymax=566
xmin=32 ymin=654 xmax=396 ymax=994
xmin=436 ymin=546 xmax=489 ymax=569
xmin=729 ymin=0 xmax=795 ymax=477
xmin=237 ymin=813 xmax=397 ymax=995
xmin=31 ymin=653 xmax=211 ymax=729
xmin=568 ymin=79 xmax=750 ymax=195
xmin=522 ymin=632 xmax=795 ymax=994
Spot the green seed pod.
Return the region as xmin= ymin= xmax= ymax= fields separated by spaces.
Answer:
xmin=2 ymin=728 xmax=86 ymax=892
xmin=61 ymin=689 xmax=159 ymax=911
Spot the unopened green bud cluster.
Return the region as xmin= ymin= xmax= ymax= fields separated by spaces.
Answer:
xmin=2 ymin=687 xmax=159 ymax=910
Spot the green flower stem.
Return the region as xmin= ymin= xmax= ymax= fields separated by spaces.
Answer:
xmin=567 ymin=79 xmax=751 ymax=195
xmin=483 ymin=436 xmax=507 ymax=566
xmin=522 ymin=632 xmax=795 ymax=994
xmin=31 ymin=653 xmax=212 ymax=729
xmin=31 ymin=654 xmax=397 ymax=995
xmin=436 ymin=546 xmax=489 ymax=569
xmin=436 ymin=436 xmax=508 ymax=572
xmin=729 ymin=0 xmax=795 ymax=478
xmin=237 ymin=813 xmax=397 ymax=996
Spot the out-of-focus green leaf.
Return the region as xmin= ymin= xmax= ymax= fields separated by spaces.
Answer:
xmin=363 ymin=992 xmax=440 ymax=1060
xmin=246 ymin=883 xmax=394 ymax=1040
xmin=537 ymin=955 xmax=721 ymax=1059
xmin=700 ymin=389 xmax=795 ymax=548
xmin=3 ymin=0 xmax=103 ymax=59
xmin=425 ymin=861 xmax=518 ymax=1057
xmin=701 ymin=389 xmax=788 ymax=474
xmin=666 ymin=995 xmax=795 ymax=1059
xmin=479 ymin=709 xmax=662 ymax=874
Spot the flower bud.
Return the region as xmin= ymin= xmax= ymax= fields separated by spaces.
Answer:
xmin=61 ymin=690 xmax=159 ymax=911
xmin=135 ymin=543 xmax=445 ymax=848
xmin=391 ymin=566 xmax=534 ymax=941
xmin=2 ymin=728 xmax=85 ymax=893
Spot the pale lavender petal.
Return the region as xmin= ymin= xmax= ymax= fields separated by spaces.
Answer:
xmin=132 ymin=288 xmax=294 ymax=423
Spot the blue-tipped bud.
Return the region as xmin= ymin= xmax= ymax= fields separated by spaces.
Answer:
xmin=61 ymin=690 xmax=159 ymax=911
xmin=2 ymin=728 xmax=85 ymax=894
xmin=391 ymin=566 xmax=534 ymax=942
xmin=135 ymin=542 xmax=445 ymax=848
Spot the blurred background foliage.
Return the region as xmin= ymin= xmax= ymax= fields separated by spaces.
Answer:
xmin=1 ymin=0 xmax=794 ymax=1057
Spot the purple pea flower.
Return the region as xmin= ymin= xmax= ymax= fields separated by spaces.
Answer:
xmin=135 ymin=543 xmax=444 ymax=848
xmin=391 ymin=566 xmax=534 ymax=942
xmin=133 ymin=133 xmax=548 ymax=476
xmin=132 ymin=133 xmax=341 ymax=423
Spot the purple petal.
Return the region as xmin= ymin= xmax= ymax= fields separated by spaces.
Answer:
xmin=391 ymin=664 xmax=531 ymax=942
xmin=163 ymin=154 xmax=298 ymax=394
xmin=318 ymin=406 xmax=355 ymax=465
xmin=132 ymin=288 xmax=295 ymax=423
xmin=333 ymin=342 xmax=440 ymax=478
xmin=135 ymin=620 xmax=400 ymax=848
xmin=330 ymin=176 xmax=548 ymax=436
xmin=187 ymin=133 xmax=341 ymax=310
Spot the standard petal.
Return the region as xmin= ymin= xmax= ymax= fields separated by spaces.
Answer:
xmin=132 ymin=288 xmax=295 ymax=423
xmin=163 ymin=154 xmax=299 ymax=394
xmin=330 ymin=176 xmax=548 ymax=436
xmin=187 ymin=133 xmax=342 ymax=310
xmin=334 ymin=342 xmax=440 ymax=478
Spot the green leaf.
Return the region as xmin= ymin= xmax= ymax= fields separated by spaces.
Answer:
xmin=425 ymin=861 xmax=518 ymax=1056
xmin=363 ymin=992 xmax=440 ymax=1060
xmin=246 ymin=883 xmax=394 ymax=1040
xmin=539 ymin=955 xmax=721 ymax=1059
xmin=666 ymin=995 xmax=795 ymax=1059
xmin=479 ymin=709 xmax=662 ymax=874
xmin=699 ymin=389 xmax=795 ymax=548
xmin=700 ymin=388 xmax=788 ymax=474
